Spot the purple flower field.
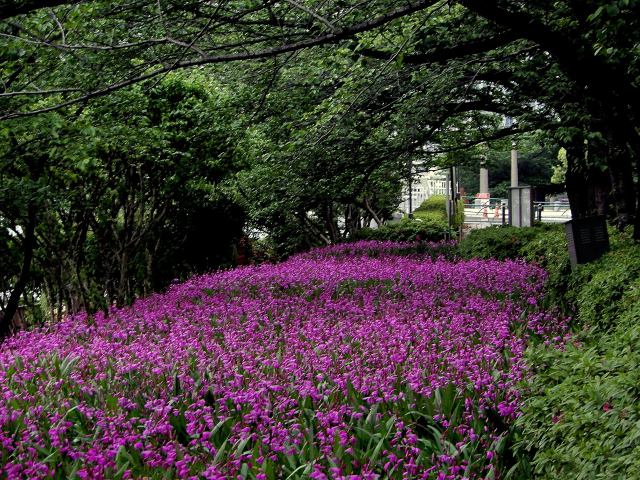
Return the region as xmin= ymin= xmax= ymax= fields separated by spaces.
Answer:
xmin=0 ymin=241 xmax=567 ymax=479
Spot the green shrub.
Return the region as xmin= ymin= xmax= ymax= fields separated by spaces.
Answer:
xmin=353 ymin=218 xmax=449 ymax=242
xmin=461 ymin=225 xmax=640 ymax=330
xmin=414 ymin=195 xmax=447 ymax=216
xmin=517 ymin=225 xmax=572 ymax=310
xmin=516 ymin=224 xmax=567 ymax=266
xmin=454 ymin=198 xmax=465 ymax=230
xmin=458 ymin=225 xmax=541 ymax=261
xmin=459 ymin=224 xmax=573 ymax=311
xmin=513 ymin=232 xmax=640 ymax=478
xmin=413 ymin=195 xmax=464 ymax=230
xmin=517 ymin=322 xmax=640 ymax=479
xmin=568 ymin=239 xmax=640 ymax=331
xmin=457 ymin=225 xmax=640 ymax=478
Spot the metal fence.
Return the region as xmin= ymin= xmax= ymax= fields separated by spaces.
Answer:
xmin=461 ymin=196 xmax=571 ymax=226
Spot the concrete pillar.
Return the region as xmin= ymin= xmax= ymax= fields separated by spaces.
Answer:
xmin=480 ymin=167 xmax=489 ymax=194
xmin=511 ymin=141 xmax=519 ymax=187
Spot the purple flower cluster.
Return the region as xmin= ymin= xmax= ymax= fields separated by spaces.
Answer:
xmin=0 ymin=241 xmax=567 ymax=479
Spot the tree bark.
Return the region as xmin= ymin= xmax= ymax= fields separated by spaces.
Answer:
xmin=608 ymin=146 xmax=636 ymax=230
xmin=565 ymin=140 xmax=611 ymax=219
xmin=363 ymin=198 xmax=382 ymax=227
xmin=0 ymin=0 xmax=82 ymax=20
xmin=0 ymin=203 xmax=37 ymax=339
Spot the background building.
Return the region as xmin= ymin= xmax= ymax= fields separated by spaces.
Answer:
xmin=399 ymin=168 xmax=450 ymax=214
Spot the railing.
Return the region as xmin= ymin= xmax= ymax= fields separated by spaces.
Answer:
xmin=461 ymin=197 xmax=572 ymax=225
xmin=462 ymin=197 xmax=508 ymax=225
xmin=532 ymin=201 xmax=572 ymax=222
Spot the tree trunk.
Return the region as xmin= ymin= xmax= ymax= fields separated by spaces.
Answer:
xmin=0 ymin=203 xmax=37 ymax=339
xmin=71 ymin=215 xmax=90 ymax=313
xmin=634 ymin=157 xmax=640 ymax=241
xmin=565 ymin=140 xmax=611 ymax=219
xmin=323 ymin=203 xmax=339 ymax=243
xmin=565 ymin=142 xmax=589 ymax=218
xmin=363 ymin=198 xmax=382 ymax=227
xmin=117 ymin=248 xmax=128 ymax=307
xmin=608 ymin=146 xmax=636 ymax=230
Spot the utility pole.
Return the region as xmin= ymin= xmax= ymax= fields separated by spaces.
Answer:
xmin=445 ymin=168 xmax=451 ymax=239
xmin=449 ymin=166 xmax=457 ymax=238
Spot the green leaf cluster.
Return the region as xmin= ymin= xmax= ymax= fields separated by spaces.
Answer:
xmin=459 ymin=224 xmax=640 ymax=477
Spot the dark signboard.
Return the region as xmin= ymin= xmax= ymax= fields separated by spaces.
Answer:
xmin=565 ymin=216 xmax=610 ymax=266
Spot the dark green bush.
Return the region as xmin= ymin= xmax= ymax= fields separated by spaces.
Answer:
xmin=516 ymin=232 xmax=640 ymax=478
xmin=569 ymin=240 xmax=640 ymax=331
xmin=461 ymin=224 xmax=640 ymax=331
xmin=353 ymin=218 xmax=449 ymax=242
xmin=518 ymin=225 xmax=572 ymax=310
xmin=458 ymin=225 xmax=541 ymax=261
xmin=459 ymin=224 xmax=571 ymax=309
xmin=413 ymin=195 xmax=447 ymax=218
xmin=460 ymin=225 xmax=640 ymax=478
xmin=517 ymin=321 xmax=640 ymax=479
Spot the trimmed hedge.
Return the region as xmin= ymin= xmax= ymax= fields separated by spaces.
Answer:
xmin=459 ymin=225 xmax=542 ymax=261
xmin=352 ymin=218 xmax=450 ymax=242
xmin=459 ymin=224 xmax=572 ymax=310
xmin=413 ymin=195 xmax=464 ymax=230
xmin=569 ymin=239 xmax=640 ymax=332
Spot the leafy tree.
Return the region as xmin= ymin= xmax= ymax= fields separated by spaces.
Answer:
xmin=458 ymin=134 xmax=564 ymax=199
xmin=3 ymin=0 xmax=640 ymax=334
xmin=2 ymin=1 xmax=639 ymax=238
xmin=232 ymin=49 xmax=408 ymax=256
xmin=1 ymin=75 xmax=247 ymax=334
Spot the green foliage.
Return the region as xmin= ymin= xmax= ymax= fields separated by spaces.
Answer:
xmin=459 ymin=223 xmax=569 ymax=271
xmin=412 ymin=195 xmax=464 ymax=231
xmin=463 ymin=225 xmax=640 ymax=478
xmin=518 ymin=320 xmax=640 ymax=479
xmin=551 ymin=147 xmax=567 ymax=185
xmin=352 ymin=218 xmax=449 ymax=242
xmin=1 ymin=75 xmax=247 ymax=321
xmin=516 ymin=225 xmax=572 ymax=310
xmin=458 ymin=226 xmax=543 ymax=261
xmin=233 ymin=47 xmax=407 ymax=252
xmin=459 ymin=224 xmax=639 ymax=331
xmin=414 ymin=195 xmax=448 ymax=217
xmin=567 ymin=236 xmax=640 ymax=332
xmin=454 ymin=199 xmax=465 ymax=231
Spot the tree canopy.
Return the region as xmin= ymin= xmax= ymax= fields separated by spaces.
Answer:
xmin=1 ymin=0 xmax=640 ymax=333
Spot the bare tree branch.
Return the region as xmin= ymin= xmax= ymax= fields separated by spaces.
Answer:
xmin=282 ymin=0 xmax=337 ymax=32
xmin=0 ymin=87 xmax=81 ymax=97
xmin=1 ymin=0 xmax=441 ymax=120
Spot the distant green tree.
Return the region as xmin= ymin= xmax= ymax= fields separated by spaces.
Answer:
xmin=458 ymin=135 xmax=563 ymax=200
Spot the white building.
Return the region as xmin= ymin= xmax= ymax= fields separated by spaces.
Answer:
xmin=399 ymin=168 xmax=450 ymax=214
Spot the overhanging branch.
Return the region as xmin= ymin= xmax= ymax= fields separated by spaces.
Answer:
xmin=0 ymin=0 xmax=83 ymax=20
xmin=359 ymin=29 xmax=520 ymax=65
xmin=1 ymin=0 xmax=442 ymax=121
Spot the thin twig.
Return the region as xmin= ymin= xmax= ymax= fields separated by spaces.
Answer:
xmin=282 ymin=0 xmax=337 ymax=32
